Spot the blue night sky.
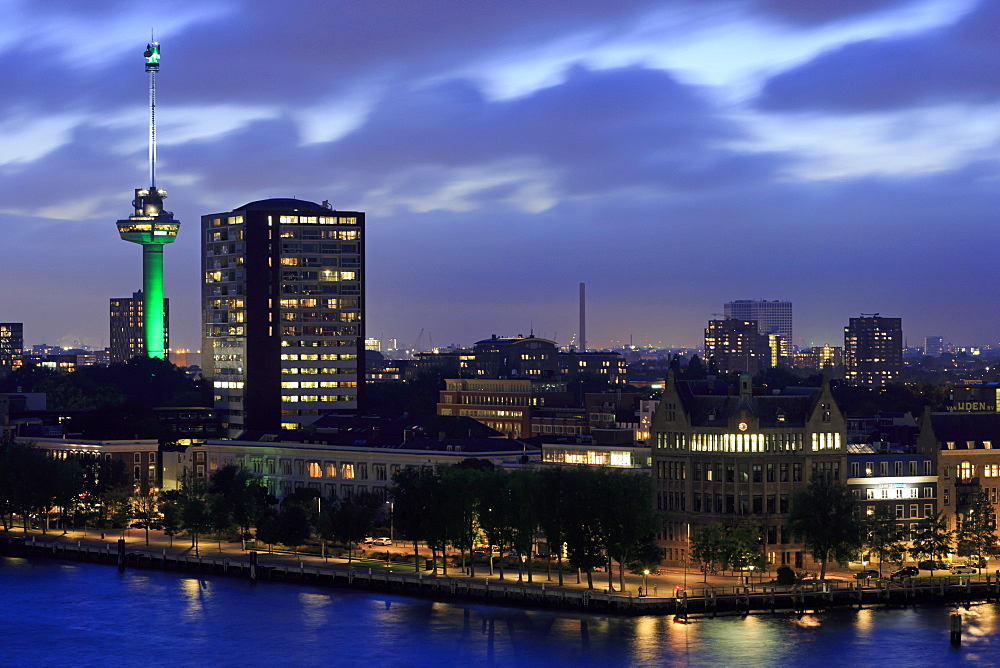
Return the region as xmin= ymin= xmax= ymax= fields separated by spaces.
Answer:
xmin=1 ymin=0 xmax=997 ymax=353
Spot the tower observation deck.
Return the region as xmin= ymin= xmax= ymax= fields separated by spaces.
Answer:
xmin=116 ymin=41 xmax=179 ymax=360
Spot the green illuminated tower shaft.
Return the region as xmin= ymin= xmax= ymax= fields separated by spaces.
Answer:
xmin=143 ymin=244 xmax=167 ymax=359
xmin=116 ymin=41 xmax=179 ymax=360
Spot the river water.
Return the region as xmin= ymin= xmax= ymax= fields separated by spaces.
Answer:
xmin=1 ymin=556 xmax=996 ymax=666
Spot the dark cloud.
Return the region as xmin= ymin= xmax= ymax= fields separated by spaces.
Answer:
xmin=750 ymin=0 xmax=915 ymax=25
xmin=321 ymin=65 xmax=777 ymax=199
xmin=0 ymin=123 xmax=142 ymax=215
xmin=151 ymin=64 xmax=783 ymax=213
xmin=757 ymin=0 xmax=1000 ymax=112
xmin=167 ymin=0 xmax=673 ymax=106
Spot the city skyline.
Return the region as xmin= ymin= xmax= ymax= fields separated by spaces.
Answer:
xmin=2 ymin=0 xmax=999 ymax=352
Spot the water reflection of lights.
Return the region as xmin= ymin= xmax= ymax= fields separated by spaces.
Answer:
xmin=298 ymin=592 xmax=332 ymax=631
xmin=631 ymin=616 xmax=667 ymax=663
xmin=180 ymin=578 xmax=209 ymax=620
xmin=854 ymin=608 xmax=874 ymax=632
xmin=791 ymin=615 xmax=821 ymax=628
xmin=951 ymin=605 xmax=999 ymax=664
xmin=956 ymin=604 xmax=997 ymax=641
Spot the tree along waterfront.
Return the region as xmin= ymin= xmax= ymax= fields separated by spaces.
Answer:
xmin=689 ymin=476 xmax=997 ymax=582
xmin=389 ymin=463 xmax=660 ymax=589
xmin=0 ymin=443 xmax=659 ymax=589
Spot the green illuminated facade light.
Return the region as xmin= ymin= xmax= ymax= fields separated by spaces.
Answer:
xmin=144 ymin=43 xmax=160 ymax=71
xmin=117 ymin=188 xmax=179 ymax=360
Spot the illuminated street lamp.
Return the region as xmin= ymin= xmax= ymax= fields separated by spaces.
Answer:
xmin=642 ymin=569 xmax=649 ymax=597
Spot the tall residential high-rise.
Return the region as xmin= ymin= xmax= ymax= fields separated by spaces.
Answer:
xmin=724 ymin=300 xmax=793 ymax=360
xmin=201 ymin=198 xmax=364 ymax=436
xmin=704 ymin=319 xmax=770 ymax=375
xmin=844 ymin=314 xmax=902 ymax=387
xmin=0 ymin=323 xmax=23 ymax=377
xmin=115 ymin=42 xmax=179 ymax=360
xmin=109 ymin=291 xmax=169 ymax=364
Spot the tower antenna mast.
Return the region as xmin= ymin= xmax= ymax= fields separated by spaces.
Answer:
xmin=144 ymin=40 xmax=160 ymax=189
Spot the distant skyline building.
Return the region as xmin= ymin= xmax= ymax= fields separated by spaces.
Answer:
xmin=724 ymin=300 xmax=793 ymax=360
xmin=473 ymin=335 xmax=559 ymax=379
xmin=109 ymin=291 xmax=169 ymax=364
xmin=201 ymin=198 xmax=364 ymax=436
xmin=0 ymin=323 xmax=23 ymax=377
xmin=924 ymin=336 xmax=944 ymax=357
xmin=115 ymin=42 xmax=179 ymax=360
xmin=704 ymin=319 xmax=770 ymax=375
xmin=791 ymin=344 xmax=843 ymax=371
xmin=844 ymin=314 xmax=903 ymax=387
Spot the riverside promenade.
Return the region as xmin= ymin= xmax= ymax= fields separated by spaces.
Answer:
xmin=3 ymin=528 xmax=998 ymax=617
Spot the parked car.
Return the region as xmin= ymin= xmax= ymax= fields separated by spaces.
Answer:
xmin=473 ymin=546 xmax=500 ymax=556
xmin=917 ymin=560 xmax=949 ymax=571
xmin=890 ymin=566 xmax=920 ymax=579
xmin=362 ymin=537 xmax=375 ymax=545
xmin=950 ymin=564 xmax=976 ymax=574
xmin=373 ymin=537 xmax=392 ymax=546
xmin=854 ymin=569 xmax=881 ymax=580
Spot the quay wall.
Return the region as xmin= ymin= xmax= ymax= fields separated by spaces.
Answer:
xmin=2 ymin=534 xmax=997 ymax=618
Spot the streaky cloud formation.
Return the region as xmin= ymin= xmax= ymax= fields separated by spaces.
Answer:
xmin=0 ymin=0 xmax=997 ymax=354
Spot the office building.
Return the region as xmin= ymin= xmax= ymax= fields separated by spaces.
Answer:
xmin=437 ymin=378 xmax=575 ymax=438
xmin=791 ymin=344 xmax=843 ymax=371
xmin=110 ymin=291 xmax=169 ymax=364
xmin=846 ymin=443 xmax=937 ymax=541
xmin=473 ymin=335 xmax=559 ymax=378
xmin=0 ymin=323 xmax=23 ymax=377
xmin=950 ymin=383 xmax=1000 ymax=412
xmin=704 ymin=319 xmax=770 ymax=375
xmin=559 ymin=350 xmax=628 ymax=385
xmin=844 ymin=314 xmax=903 ymax=387
xmin=649 ymin=371 xmax=847 ymax=568
xmin=724 ymin=300 xmax=793 ymax=360
xmin=924 ymin=336 xmax=944 ymax=357
xmin=201 ymin=198 xmax=364 ymax=437
xmin=917 ymin=410 xmax=1000 ymax=537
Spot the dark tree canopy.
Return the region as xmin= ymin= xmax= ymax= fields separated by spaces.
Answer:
xmin=787 ymin=475 xmax=863 ymax=579
xmin=0 ymin=357 xmax=197 ymax=413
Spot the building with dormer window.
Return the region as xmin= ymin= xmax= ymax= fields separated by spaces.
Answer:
xmin=649 ymin=371 xmax=846 ymax=568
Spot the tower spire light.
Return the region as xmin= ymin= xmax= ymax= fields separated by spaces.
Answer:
xmin=116 ymin=40 xmax=179 ymax=360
